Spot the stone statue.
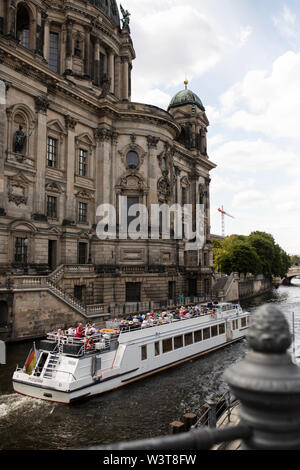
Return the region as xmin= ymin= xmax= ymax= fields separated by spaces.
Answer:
xmin=120 ymin=4 xmax=130 ymax=29
xmin=14 ymin=125 xmax=26 ymax=153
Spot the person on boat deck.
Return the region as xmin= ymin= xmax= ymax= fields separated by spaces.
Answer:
xmin=127 ymin=314 xmax=133 ymax=322
xmin=137 ymin=314 xmax=143 ymax=323
xmin=68 ymin=326 xmax=75 ymax=336
xmin=56 ymin=329 xmax=64 ymax=338
xmin=76 ymin=323 xmax=83 ymax=338
xmin=90 ymin=324 xmax=96 ymax=334
xmin=85 ymin=324 xmax=92 ymax=336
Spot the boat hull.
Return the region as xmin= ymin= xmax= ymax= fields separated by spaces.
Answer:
xmin=12 ymin=336 xmax=245 ymax=405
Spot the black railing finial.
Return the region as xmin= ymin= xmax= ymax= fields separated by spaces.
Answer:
xmin=224 ymin=304 xmax=300 ymax=450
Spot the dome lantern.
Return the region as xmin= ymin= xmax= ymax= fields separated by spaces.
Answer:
xmin=168 ymin=82 xmax=205 ymax=112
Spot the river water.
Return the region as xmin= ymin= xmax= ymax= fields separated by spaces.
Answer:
xmin=1 ymin=281 xmax=300 ymax=450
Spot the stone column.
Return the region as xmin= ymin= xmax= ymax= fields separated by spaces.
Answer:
xmin=38 ymin=12 xmax=47 ymax=57
xmin=108 ymin=52 xmax=115 ymax=93
xmin=121 ymin=56 xmax=129 ymax=100
xmin=110 ymin=131 xmax=119 ymax=206
xmin=94 ymin=128 xmax=112 ymax=208
xmin=147 ymin=136 xmax=159 ymax=206
xmin=6 ymin=0 xmax=16 ymax=38
xmin=205 ymin=177 xmax=211 ymax=240
xmin=0 ymin=81 xmax=6 ymax=214
xmin=114 ymin=56 xmax=121 ymax=99
xmin=201 ymin=128 xmax=207 ymax=156
xmin=33 ymin=96 xmax=49 ymax=216
xmin=84 ymin=27 xmax=91 ymax=78
xmin=94 ymin=39 xmax=100 ymax=86
xmin=43 ymin=17 xmax=50 ymax=63
xmin=65 ymin=19 xmax=73 ymax=73
xmin=65 ymin=115 xmax=77 ymax=222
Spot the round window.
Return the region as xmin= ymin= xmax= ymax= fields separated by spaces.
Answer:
xmin=126 ymin=151 xmax=139 ymax=169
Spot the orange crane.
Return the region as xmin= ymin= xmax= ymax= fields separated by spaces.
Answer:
xmin=218 ymin=206 xmax=235 ymax=237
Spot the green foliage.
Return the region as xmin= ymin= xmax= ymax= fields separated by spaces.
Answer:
xmin=213 ymin=231 xmax=291 ymax=278
xmin=290 ymin=255 xmax=300 ymax=266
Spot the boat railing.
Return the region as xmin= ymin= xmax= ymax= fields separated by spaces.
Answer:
xmin=116 ymin=306 xmax=245 ymax=336
xmin=44 ymin=333 xmax=116 ymax=357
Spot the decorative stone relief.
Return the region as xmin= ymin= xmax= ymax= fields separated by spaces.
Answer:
xmin=75 ymin=189 xmax=94 ymax=200
xmin=116 ymin=171 xmax=147 ymax=194
xmin=157 ymin=176 xmax=171 ymax=199
xmin=8 ymin=173 xmax=30 ymax=206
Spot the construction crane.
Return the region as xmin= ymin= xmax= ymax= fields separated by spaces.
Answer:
xmin=218 ymin=206 xmax=235 ymax=237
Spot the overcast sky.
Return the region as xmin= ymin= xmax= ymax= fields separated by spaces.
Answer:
xmin=124 ymin=0 xmax=300 ymax=254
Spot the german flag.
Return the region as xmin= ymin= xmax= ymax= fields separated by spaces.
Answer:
xmin=25 ymin=343 xmax=37 ymax=375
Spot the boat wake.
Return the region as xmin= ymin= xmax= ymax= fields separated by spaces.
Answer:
xmin=0 ymin=393 xmax=51 ymax=420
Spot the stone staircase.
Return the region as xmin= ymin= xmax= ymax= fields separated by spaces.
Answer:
xmin=212 ymin=273 xmax=239 ymax=302
xmin=10 ymin=266 xmax=107 ymax=319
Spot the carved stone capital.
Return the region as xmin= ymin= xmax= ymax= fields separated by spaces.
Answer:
xmin=174 ymin=166 xmax=181 ymax=177
xmin=35 ymin=95 xmax=50 ymax=114
xmin=94 ymin=128 xmax=112 ymax=142
xmin=147 ymin=135 xmax=159 ymax=149
xmin=64 ymin=115 xmax=77 ymax=131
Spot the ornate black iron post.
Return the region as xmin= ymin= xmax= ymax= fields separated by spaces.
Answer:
xmin=224 ymin=304 xmax=300 ymax=450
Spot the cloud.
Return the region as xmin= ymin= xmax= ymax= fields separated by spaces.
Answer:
xmin=215 ymin=51 xmax=300 ymax=140
xmin=232 ymin=190 xmax=269 ymax=209
xmin=237 ymin=26 xmax=253 ymax=47
xmin=211 ymin=173 xmax=255 ymax=194
xmin=273 ymin=4 xmax=297 ymax=39
xmin=126 ymin=0 xmax=254 ymax=108
xmin=212 ymin=138 xmax=296 ymax=173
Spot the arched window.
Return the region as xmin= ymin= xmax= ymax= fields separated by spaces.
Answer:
xmin=16 ymin=4 xmax=30 ymax=49
xmin=126 ymin=150 xmax=139 ymax=169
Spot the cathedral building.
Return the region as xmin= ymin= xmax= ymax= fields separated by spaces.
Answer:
xmin=0 ymin=0 xmax=216 ymax=340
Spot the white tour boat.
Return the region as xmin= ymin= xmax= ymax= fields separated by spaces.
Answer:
xmin=12 ymin=303 xmax=250 ymax=404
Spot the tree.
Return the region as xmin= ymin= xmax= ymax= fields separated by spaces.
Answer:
xmin=212 ymin=231 xmax=290 ymax=278
xmin=248 ymin=232 xmax=275 ymax=277
xmin=215 ymin=238 xmax=262 ymax=276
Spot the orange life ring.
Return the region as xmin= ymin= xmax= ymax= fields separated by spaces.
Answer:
xmin=85 ymin=337 xmax=94 ymax=351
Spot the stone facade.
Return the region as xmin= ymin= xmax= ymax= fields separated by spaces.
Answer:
xmin=0 ymin=0 xmax=216 ymax=339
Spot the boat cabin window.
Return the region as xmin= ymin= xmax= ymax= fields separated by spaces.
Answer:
xmin=141 ymin=345 xmax=147 ymax=361
xmin=194 ymin=330 xmax=202 ymax=342
xmin=174 ymin=335 xmax=183 ymax=350
xmin=232 ymin=319 xmax=239 ymax=330
xmin=203 ymin=328 xmax=210 ymax=340
xmin=241 ymin=317 xmax=247 ymax=328
xmin=163 ymin=338 xmax=173 ymax=353
xmin=211 ymin=325 xmax=218 ymax=337
xmin=218 ymin=323 xmax=225 ymax=335
xmin=154 ymin=341 xmax=160 ymax=356
xmin=184 ymin=333 xmax=193 ymax=346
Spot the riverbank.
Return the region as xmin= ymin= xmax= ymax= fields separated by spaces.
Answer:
xmin=0 ymin=282 xmax=299 ymax=450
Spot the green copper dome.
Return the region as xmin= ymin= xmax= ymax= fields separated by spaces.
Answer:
xmin=88 ymin=0 xmax=120 ymax=26
xmin=168 ymin=87 xmax=205 ymax=112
